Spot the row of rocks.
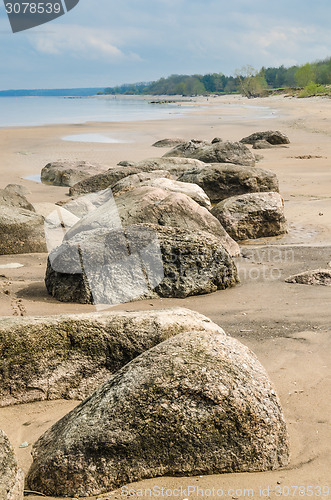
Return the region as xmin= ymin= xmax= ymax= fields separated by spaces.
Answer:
xmin=0 ymin=308 xmax=289 ymax=497
xmin=41 ymin=132 xmax=288 ymax=304
xmin=152 ymin=131 xmax=290 ymax=149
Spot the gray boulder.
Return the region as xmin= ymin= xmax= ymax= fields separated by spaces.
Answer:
xmin=0 ymin=185 xmax=34 ymax=212
xmin=69 ymin=159 xmax=207 ymax=196
xmin=111 ymin=170 xmax=174 ymax=195
xmin=211 ymin=192 xmax=287 ymax=241
xmin=253 ymin=140 xmax=288 ymax=150
xmin=45 ymin=224 xmax=238 ymax=304
xmin=240 ymin=131 xmax=290 ymax=146
xmin=285 ymin=269 xmax=331 ymax=286
xmin=27 ymin=329 xmax=289 ymax=498
xmin=152 ymin=138 xmax=186 ymax=148
xmin=162 ymin=139 xmax=209 ymax=157
xmin=132 ymin=157 xmax=207 ymax=177
xmin=0 ymin=308 xmax=223 ymax=405
xmin=178 ymin=163 xmax=279 ymax=203
xmin=0 ymin=430 xmax=24 ymax=500
xmin=57 ymin=188 xmax=116 ymax=219
xmin=164 ymin=140 xmax=255 ymax=167
xmin=252 ymin=140 xmax=274 ymax=149
xmin=69 ymin=165 xmax=157 ymax=196
xmin=4 ymin=184 xmax=29 ymax=196
xmin=41 ymin=161 xmax=107 ymax=187
xmin=0 ymin=206 xmax=46 ymax=255
xmin=65 ymin=186 xmax=239 ymax=256
xmin=115 ymin=177 xmax=211 ymax=209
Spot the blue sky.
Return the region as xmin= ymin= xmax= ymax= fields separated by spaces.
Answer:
xmin=1 ymin=0 xmax=331 ymax=90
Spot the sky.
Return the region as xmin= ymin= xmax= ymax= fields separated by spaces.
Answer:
xmin=1 ymin=0 xmax=331 ymax=90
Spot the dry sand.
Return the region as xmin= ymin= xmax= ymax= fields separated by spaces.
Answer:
xmin=0 ymin=95 xmax=330 ymax=499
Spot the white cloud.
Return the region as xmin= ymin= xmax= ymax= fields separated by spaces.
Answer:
xmin=28 ymin=25 xmax=141 ymax=62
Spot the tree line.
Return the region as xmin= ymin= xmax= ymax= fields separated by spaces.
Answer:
xmin=102 ymin=57 xmax=331 ymax=97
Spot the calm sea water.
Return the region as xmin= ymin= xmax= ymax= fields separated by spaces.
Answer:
xmin=0 ymin=96 xmax=183 ymax=127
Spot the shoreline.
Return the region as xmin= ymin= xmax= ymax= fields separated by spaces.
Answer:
xmin=0 ymin=94 xmax=330 ymax=499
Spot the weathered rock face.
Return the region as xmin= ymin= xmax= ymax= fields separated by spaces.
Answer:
xmin=152 ymin=138 xmax=185 ymax=148
xmin=252 ymin=140 xmax=274 ymax=149
xmin=4 ymin=184 xmax=29 ymax=197
xmin=111 ymin=170 xmax=174 ymax=195
xmin=164 ymin=140 xmax=256 ymax=167
xmin=115 ymin=177 xmax=211 ymax=209
xmin=240 ymin=131 xmax=290 ymax=146
xmin=41 ymin=161 xmax=107 ymax=187
xmin=285 ymin=269 xmax=331 ymax=286
xmin=211 ymin=192 xmax=287 ymax=241
xmin=0 ymin=430 xmax=24 ymax=500
xmin=0 ymin=206 xmax=46 ymax=255
xmin=65 ymin=186 xmax=239 ymax=256
xmin=162 ymin=139 xmax=209 ymax=158
xmin=70 ymin=159 xmax=207 ymax=197
xmin=0 ymin=308 xmax=223 ymax=406
xmin=0 ymin=185 xmax=35 ymax=212
xmin=178 ymin=164 xmax=279 ymax=202
xmin=132 ymin=157 xmax=207 ymax=177
xmin=57 ymin=188 xmax=115 ymax=219
xmin=68 ymin=165 xmax=155 ymax=196
xmin=45 ymin=224 xmax=238 ymax=304
xmin=27 ymin=330 xmax=289 ymax=498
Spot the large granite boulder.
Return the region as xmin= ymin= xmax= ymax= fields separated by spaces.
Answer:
xmin=115 ymin=177 xmax=211 ymax=209
xmin=69 ymin=165 xmax=156 ymax=196
xmin=41 ymin=161 xmax=107 ymax=187
xmin=69 ymin=159 xmax=208 ymax=196
xmin=65 ymin=186 xmax=239 ymax=256
xmin=0 ymin=430 xmax=24 ymax=500
xmin=27 ymin=329 xmax=289 ymax=498
xmin=178 ymin=164 xmax=279 ymax=203
xmin=111 ymin=170 xmax=174 ymax=195
xmin=152 ymin=138 xmax=185 ymax=147
xmin=45 ymin=224 xmax=238 ymax=304
xmin=0 ymin=206 xmax=46 ymax=255
xmin=164 ymin=140 xmax=256 ymax=167
xmin=128 ymin=157 xmax=207 ymax=177
xmin=211 ymin=192 xmax=287 ymax=241
xmin=56 ymin=188 xmax=116 ymax=219
xmin=240 ymin=131 xmax=290 ymax=146
xmin=161 ymin=139 xmax=209 ymax=156
xmin=0 ymin=185 xmax=34 ymax=212
xmin=0 ymin=308 xmax=223 ymax=405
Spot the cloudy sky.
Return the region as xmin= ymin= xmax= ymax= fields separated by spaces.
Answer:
xmin=1 ymin=0 xmax=331 ymax=90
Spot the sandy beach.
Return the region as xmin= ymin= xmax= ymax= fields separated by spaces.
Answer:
xmin=0 ymin=94 xmax=330 ymax=499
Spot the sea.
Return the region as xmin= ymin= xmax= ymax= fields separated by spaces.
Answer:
xmin=0 ymin=96 xmax=277 ymax=128
xmin=0 ymin=96 xmax=183 ymax=128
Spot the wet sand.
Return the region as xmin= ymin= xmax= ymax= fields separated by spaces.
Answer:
xmin=0 ymin=95 xmax=330 ymax=499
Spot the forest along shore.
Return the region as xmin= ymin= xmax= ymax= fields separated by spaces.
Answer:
xmin=0 ymin=94 xmax=330 ymax=500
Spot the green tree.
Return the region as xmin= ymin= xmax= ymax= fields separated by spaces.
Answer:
xmin=295 ymin=63 xmax=316 ymax=87
xmin=235 ymin=65 xmax=268 ymax=98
